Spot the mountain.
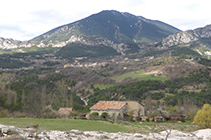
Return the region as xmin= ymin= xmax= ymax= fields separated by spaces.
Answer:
xmin=31 ymin=10 xmax=180 ymax=44
xmin=158 ymin=24 xmax=211 ymax=48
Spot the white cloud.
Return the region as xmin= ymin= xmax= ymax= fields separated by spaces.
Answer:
xmin=0 ymin=0 xmax=211 ymax=40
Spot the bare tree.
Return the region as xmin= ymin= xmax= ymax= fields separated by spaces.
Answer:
xmin=23 ymin=88 xmax=42 ymax=117
xmin=41 ymin=84 xmax=47 ymax=107
xmin=21 ymin=89 xmax=25 ymax=106
xmin=52 ymin=79 xmax=69 ymax=109
xmin=5 ymin=89 xmax=17 ymax=105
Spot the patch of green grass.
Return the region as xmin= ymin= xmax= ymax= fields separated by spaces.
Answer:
xmin=94 ymin=84 xmax=113 ymax=89
xmin=0 ymin=118 xmax=132 ymax=132
xmin=117 ymin=121 xmax=198 ymax=133
xmin=108 ymin=70 xmax=113 ymax=74
xmin=112 ymin=70 xmax=166 ymax=82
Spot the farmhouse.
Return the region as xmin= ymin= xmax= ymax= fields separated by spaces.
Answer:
xmin=89 ymin=101 xmax=145 ymax=120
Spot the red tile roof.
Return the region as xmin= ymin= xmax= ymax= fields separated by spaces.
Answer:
xmin=90 ymin=101 xmax=127 ymax=110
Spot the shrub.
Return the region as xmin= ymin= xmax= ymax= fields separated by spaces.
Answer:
xmin=146 ymin=117 xmax=150 ymax=122
xmin=0 ymin=109 xmax=9 ymax=118
xmin=90 ymin=112 xmax=99 ymax=116
xmin=100 ymin=112 xmax=109 ymax=120
xmin=41 ymin=105 xmax=58 ymax=118
xmin=12 ymin=111 xmax=26 ymax=118
xmin=129 ymin=111 xmax=134 ymax=122
xmin=69 ymin=111 xmax=79 ymax=119
xmin=186 ymin=109 xmax=198 ymax=122
xmin=89 ymin=112 xmax=99 ymax=120
xmin=138 ymin=117 xmax=142 ymax=121
xmin=181 ymin=116 xmax=186 ymax=122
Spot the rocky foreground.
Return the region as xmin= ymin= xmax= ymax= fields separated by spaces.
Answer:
xmin=0 ymin=124 xmax=211 ymax=140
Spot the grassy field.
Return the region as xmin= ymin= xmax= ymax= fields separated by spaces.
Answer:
xmin=0 ymin=118 xmax=138 ymax=133
xmin=0 ymin=118 xmax=199 ymax=133
xmin=112 ymin=70 xmax=166 ymax=82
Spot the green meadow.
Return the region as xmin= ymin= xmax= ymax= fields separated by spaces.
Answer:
xmin=112 ymin=70 xmax=166 ymax=82
xmin=0 ymin=118 xmax=135 ymax=133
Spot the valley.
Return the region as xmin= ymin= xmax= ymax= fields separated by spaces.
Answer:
xmin=0 ymin=44 xmax=209 ymax=115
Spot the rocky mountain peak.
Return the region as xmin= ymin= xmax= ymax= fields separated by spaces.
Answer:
xmin=31 ymin=10 xmax=180 ymax=44
xmin=104 ymin=10 xmax=135 ymax=18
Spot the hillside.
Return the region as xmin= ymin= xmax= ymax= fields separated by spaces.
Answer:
xmin=31 ymin=10 xmax=180 ymax=44
xmin=0 ymin=45 xmax=208 ymax=113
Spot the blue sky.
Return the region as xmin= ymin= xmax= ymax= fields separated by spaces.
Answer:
xmin=0 ymin=0 xmax=210 ymax=40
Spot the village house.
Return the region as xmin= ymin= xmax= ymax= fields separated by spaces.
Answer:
xmin=89 ymin=101 xmax=145 ymax=121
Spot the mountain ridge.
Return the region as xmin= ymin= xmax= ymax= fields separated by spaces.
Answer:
xmin=0 ymin=10 xmax=180 ymax=51
xmin=31 ymin=10 xmax=180 ymax=44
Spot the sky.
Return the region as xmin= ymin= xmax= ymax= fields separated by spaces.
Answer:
xmin=0 ymin=0 xmax=211 ymax=41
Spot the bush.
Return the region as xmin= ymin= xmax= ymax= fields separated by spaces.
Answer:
xmin=69 ymin=111 xmax=79 ymax=119
xmin=129 ymin=111 xmax=134 ymax=122
xmin=41 ymin=105 xmax=58 ymax=118
xmin=100 ymin=112 xmax=109 ymax=120
xmin=146 ymin=117 xmax=150 ymax=122
xmin=12 ymin=111 xmax=26 ymax=118
xmin=138 ymin=117 xmax=142 ymax=121
xmin=186 ymin=109 xmax=198 ymax=122
xmin=90 ymin=112 xmax=99 ymax=116
xmin=89 ymin=112 xmax=99 ymax=120
xmin=181 ymin=116 xmax=186 ymax=122
xmin=0 ymin=109 xmax=9 ymax=118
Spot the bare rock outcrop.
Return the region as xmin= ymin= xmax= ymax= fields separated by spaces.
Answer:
xmin=159 ymin=24 xmax=211 ymax=48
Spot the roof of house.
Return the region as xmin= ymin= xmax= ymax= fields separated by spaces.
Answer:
xmin=90 ymin=101 xmax=127 ymax=110
xmin=58 ymin=108 xmax=73 ymax=116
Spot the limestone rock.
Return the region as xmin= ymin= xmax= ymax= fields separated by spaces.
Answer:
xmin=159 ymin=24 xmax=211 ymax=48
xmin=1 ymin=124 xmax=211 ymax=140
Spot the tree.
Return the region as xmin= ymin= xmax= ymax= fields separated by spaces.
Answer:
xmin=23 ymin=88 xmax=42 ymax=117
xmin=21 ymin=89 xmax=25 ymax=106
xmin=41 ymin=84 xmax=47 ymax=108
xmin=193 ymin=104 xmax=211 ymax=128
xmin=52 ymin=79 xmax=69 ymax=109
xmin=186 ymin=109 xmax=198 ymax=122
